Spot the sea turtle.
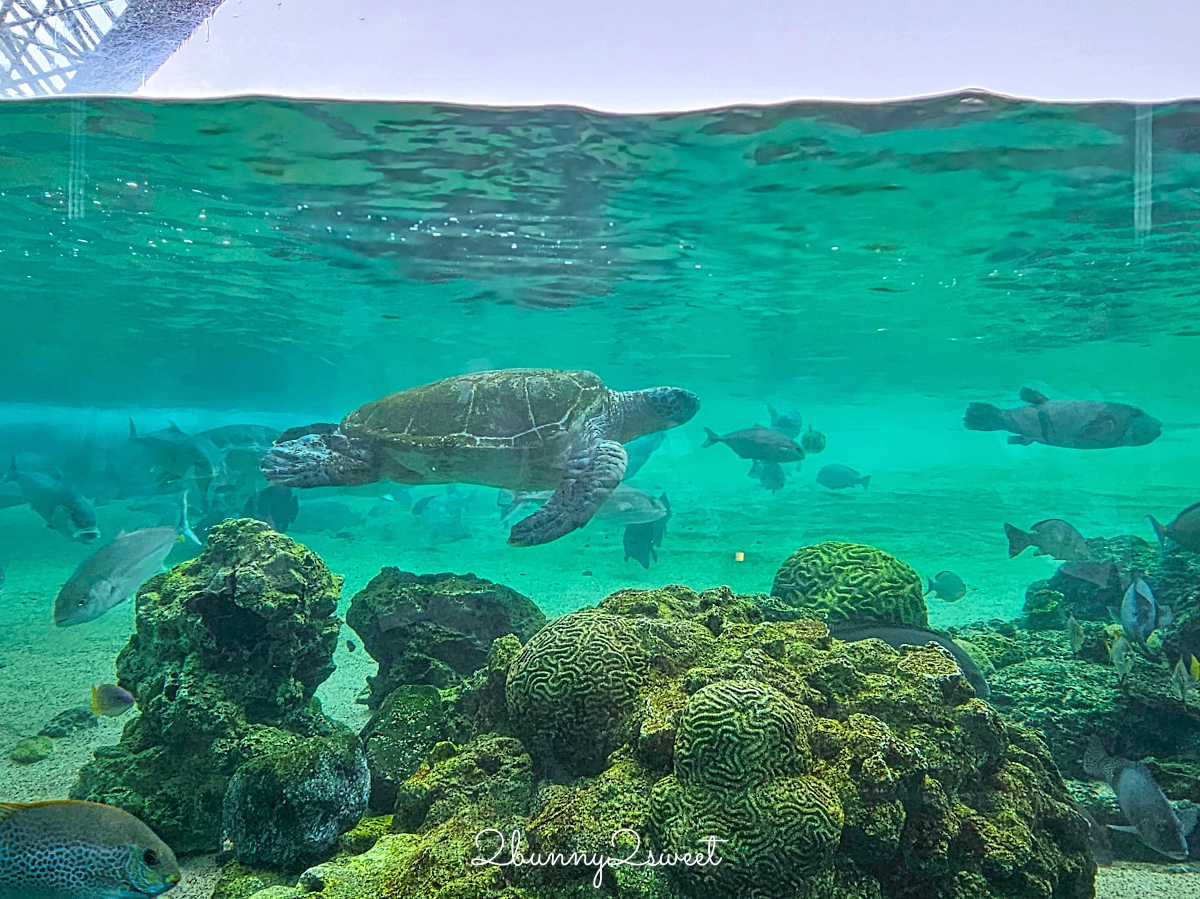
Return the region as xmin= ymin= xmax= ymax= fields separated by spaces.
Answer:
xmin=261 ymin=369 xmax=699 ymax=546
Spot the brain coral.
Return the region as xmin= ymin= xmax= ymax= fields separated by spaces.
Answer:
xmin=651 ymin=680 xmax=843 ymax=898
xmin=771 ymin=541 xmax=929 ymax=629
xmin=505 ymin=608 xmax=650 ymax=775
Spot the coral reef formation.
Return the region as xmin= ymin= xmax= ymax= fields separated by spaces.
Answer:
xmin=346 ymin=569 xmax=546 ymax=706
xmin=71 ymin=519 xmax=343 ymax=854
xmin=770 ymin=541 xmax=929 ymax=628
xmin=241 ymin=575 xmax=1093 ymax=899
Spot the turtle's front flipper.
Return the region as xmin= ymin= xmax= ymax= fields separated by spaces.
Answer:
xmin=508 ymin=435 xmax=627 ymax=547
xmin=261 ymin=433 xmax=381 ymax=488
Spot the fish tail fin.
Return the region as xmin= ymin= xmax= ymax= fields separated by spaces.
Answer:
xmin=1004 ymin=523 xmax=1032 ymax=558
xmin=964 ymin=402 xmax=1006 ymax=432
xmin=1147 ymin=515 xmax=1168 ymax=549
xmin=90 ymin=685 xmax=101 ymax=716
xmin=2 ymin=454 xmax=13 ymax=483
xmin=768 ymin=404 xmax=779 ymax=426
xmin=178 ymin=492 xmax=200 ymax=546
xmin=128 ymin=418 xmax=138 ymax=440
xmin=1180 ymin=806 xmax=1198 ymax=838
xmin=701 ymin=427 xmax=721 ymax=448
xmin=859 ymin=474 xmax=871 ymax=491
xmin=1082 ymin=734 xmax=1107 ymax=777
xmin=924 ymin=577 xmax=935 ymax=596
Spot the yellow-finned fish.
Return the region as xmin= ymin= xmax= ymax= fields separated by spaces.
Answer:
xmin=1191 ymin=654 xmax=1200 ymax=682
xmin=0 ymin=800 xmax=180 ymax=898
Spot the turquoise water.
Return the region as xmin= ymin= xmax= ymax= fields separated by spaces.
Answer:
xmin=0 ymin=92 xmax=1198 ymax=882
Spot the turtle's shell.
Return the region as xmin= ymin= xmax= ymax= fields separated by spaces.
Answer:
xmin=343 ymin=369 xmax=615 ymax=489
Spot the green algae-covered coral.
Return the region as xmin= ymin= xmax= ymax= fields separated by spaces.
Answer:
xmin=504 ymin=608 xmax=651 ymax=776
xmin=71 ymin=519 xmax=343 ymax=853
xmin=651 ymin=680 xmax=844 ymax=898
xmin=243 ymin=583 xmax=1093 ymax=899
xmin=347 ymin=569 xmax=547 ymax=706
xmin=770 ymin=541 xmax=929 ymax=628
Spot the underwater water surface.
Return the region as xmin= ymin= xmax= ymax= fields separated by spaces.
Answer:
xmin=1 ymin=90 xmax=1199 ymax=892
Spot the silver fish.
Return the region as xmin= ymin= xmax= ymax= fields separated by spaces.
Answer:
xmin=767 ymin=405 xmax=802 ymax=439
xmin=702 ymin=425 xmax=805 ymax=463
xmin=54 ymin=494 xmax=197 ymax=627
xmin=0 ymin=799 xmax=181 ymax=899
xmin=1083 ymin=735 xmax=1197 ymax=860
xmin=1067 ymin=616 xmax=1085 ymax=655
xmin=1109 ymin=636 xmax=1134 ymax=683
xmin=1172 ymin=659 xmax=1190 ymax=705
xmin=6 ymin=460 xmax=99 ymax=543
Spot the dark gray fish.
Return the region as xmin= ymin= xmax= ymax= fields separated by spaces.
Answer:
xmin=1004 ymin=519 xmax=1089 ymax=561
xmin=1114 ymin=576 xmax=1172 ymax=649
xmin=54 ymin=494 xmax=198 ymax=627
xmin=129 ymin=419 xmax=225 ymax=485
xmin=749 ymin=461 xmax=786 ymax=493
xmin=767 ymin=405 xmax=802 ymax=439
xmin=800 ymin=425 xmax=827 ymax=454
xmin=1149 ymin=502 xmax=1200 ymax=553
xmin=413 ymin=487 xmax=471 ymax=545
xmin=291 ymin=500 xmax=363 ymax=536
xmin=623 ymin=432 xmax=666 ymax=480
xmin=6 ymin=460 xmax=99 ymax=543
xmin=241 ymin=485 xmax=300 ymax=533
xmin=1083 ymin=735 xmax=1197 ymax=860
xmin=831 ymin=624 xmax=990 ymax=700
xmin=595 ymin=485 xmax=670 ymax=527
xmin=624 ymin=495 xmax=672 ymax=569
xmin=702 ymin=425 xmax=804 ymax=463
xmin=816 ymin=464 xmax=870 ymax=491
xmin=964 ymin=387 xmax=1161 ymax=449
xmin=925 ymin=570 xmax=967 ymax=603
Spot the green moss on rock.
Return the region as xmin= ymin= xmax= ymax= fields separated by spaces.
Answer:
xmin=347 ymin=569 xmax=547 ymax=707
xmin=770 ymin=541 xmax=929 ymax=629
xmin=361 ymin=684 xmax=447 ymax=812
xmin=71 ymin=519 xmax=342 ymax=853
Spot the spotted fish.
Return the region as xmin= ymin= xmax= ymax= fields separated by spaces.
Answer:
xmin=0 ymin=799 xmax=180 ymax=899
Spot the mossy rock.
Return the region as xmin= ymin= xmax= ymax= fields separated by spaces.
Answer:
xmin=9 ymin=735 xmax=53 ymax=764
xmin=221 ymin=731 xmax=370 ymax=871
xmin=770 ymin=541 xmax=929 ymax=629
xmin=246 ymin=587 xmax=1094 ymax=899
xmin=71 ymin=519 xmax=343 ymax=853
xmin=347 ymin=569 xmax=547 ymax=706
xmin=360 ymin=684 xmax=447 ymax=812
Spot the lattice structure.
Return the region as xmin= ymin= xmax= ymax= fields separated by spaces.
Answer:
xmin=1 ymin=0 xmax=225 ymax=98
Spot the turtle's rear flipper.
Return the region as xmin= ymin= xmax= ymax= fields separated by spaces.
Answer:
xmin=508 ymin=436 xmax=626 ymax=547
xmin=261 ymin=434 xmax=380 ymax=488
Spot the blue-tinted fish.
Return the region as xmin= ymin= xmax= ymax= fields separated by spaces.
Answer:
xmin=1083 ymin=735 xmax=1197 ymax=860
xmin=53 ymin=494 xmax=198 ymax=627
xmin=800 ymin=425 xmax=827 ymax=454
xmin=749 ymin=460 xmax=786 ymax=493
xmin=816 ymin=464 xmax=870 ymax=491
xmin=240 ymin=485 xmax=299 ymax=533
xmin=925 ymin=571 xmax=967 ymax=603
xmin=1113 ymin=576 xmax=1172 ymax=649
xmin=6 ymin=459 xmax=99 ymax=543
xmin=623 ymin=495 xmax=672 ymax=569
xmin=964 ymin=387 xmax=1161 ymax=449
xmin=623 ymin=432 xmax=666 ymax=480
xmin=91 ymin=683 xmax=135 ymax=717
xmin=703 ymin=426 xmax=804 ymax=463
xmin=0 ymin=799 xmax=180 ymax=898
xmin=767 ymin=405 xmax=802 ymax=439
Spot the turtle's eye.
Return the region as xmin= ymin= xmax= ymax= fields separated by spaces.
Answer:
xmin=144 ymin=849 xmax=159 ymax=867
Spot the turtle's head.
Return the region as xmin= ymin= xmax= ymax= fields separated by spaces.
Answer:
xmin=618 ymin=387 xmax=700 ymax=441
xmin=260 ymin=432 xmax=381 ymax=488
